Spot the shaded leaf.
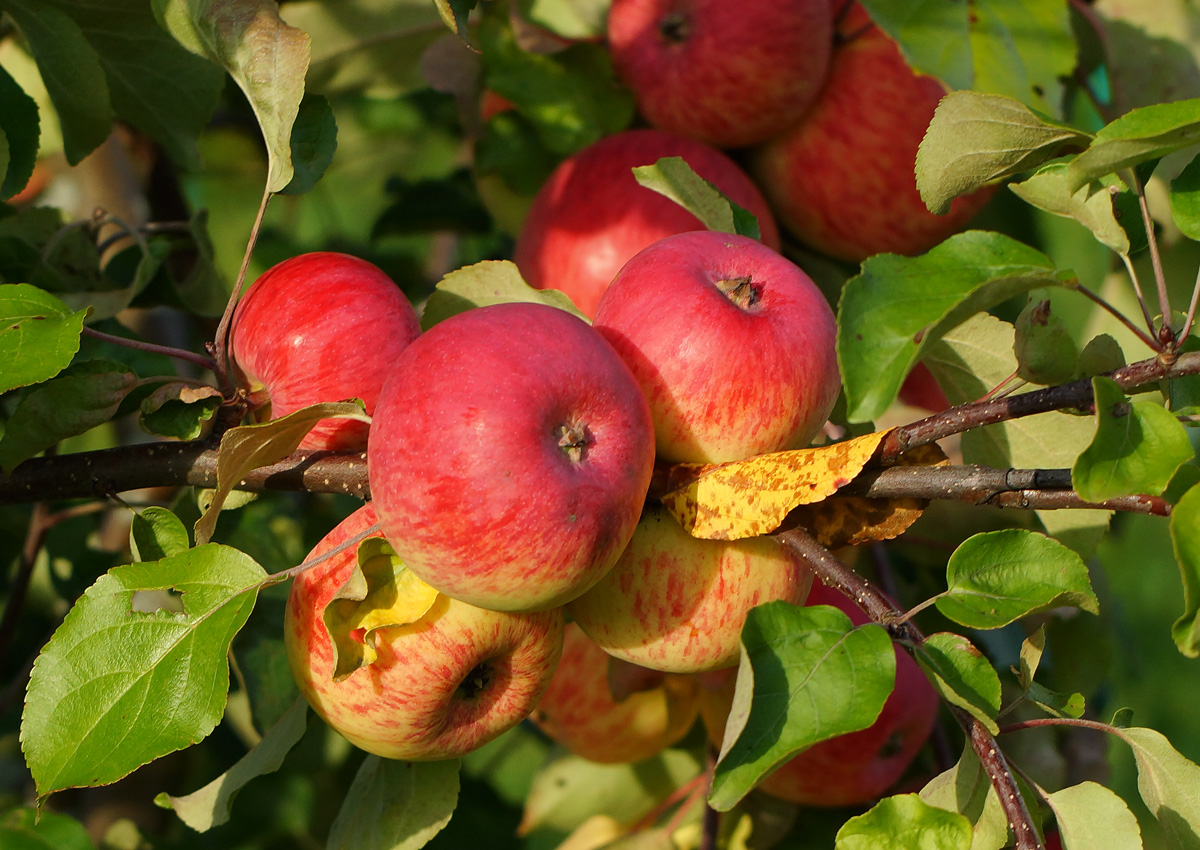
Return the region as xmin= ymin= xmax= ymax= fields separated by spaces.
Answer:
xmin=1113 ymin=726 xmax=1200 ymax=850
xmin=1025 ymin=681 xmax=1086 ymax=719
xmin=1170 ymin=484 xmax=1200 ymax=658
xmin=915 ymin=633 xmax=1002 ymax=733
xmin=1014 ymin=297 xmax=1079 ymax=385
xmin=838 ymin=231 xmax=1070 ymax=423
xmin=1009 ymin=163 xmax=1135 ymax=256
xmin=1170 ymin=152 xmax=1200 ymax=242
xmin=632 ymin=157 xmax=760 ymax=241
xmin=421 ymin=259 xmax=586 ymax=330
xmin=0 ymin=283 xmax=88 ymax=394
xmin=1045 ymin=782 xmax=1143 ymax=850
xmin=835 ymin=793 xmax=972 ymax=850
xmin=1072 ymin=376 xmax=1194 ymax=502
xmin=130 ymin=506 xmax=190 ymax=563
xmin=139 ymin=382 xmax=222 ymax=441
xmin=326 ymin=757 xmax=460 ymax=850
xmin=278 ymin=93 xmax=337 ymax=195
xmin=0 ymin=64 xmax=40 ymax=200
xmin=21 ymin=545 xmax=267 ymax=798
xmin=1068 ymin=98 xmax=1200 ymax=192
xmin=156 ymin=697 xmax=307 ymax=832
xmin=920 ymin=745 xmax=1009 ymax=850
xmin=0 ymin=807 xmax=96 ymax=850
xmin=708 ymin=603 xmax=896 ymax=811
xmin=433 ymin=0 xmax=477 ymax=41
xmin=916 ymin=91 xmax=1091 ymax=215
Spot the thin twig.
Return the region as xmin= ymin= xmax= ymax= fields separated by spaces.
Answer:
xmin=267 ymin=521 xmax=383 ymax=582
xmin=1128 ymin=169 xmax=1173 ymax=336
xmin=1119 ymin=252 xmax=1159 ymax=337
xmin=959 ymin=709 xmax=1044 ymax=850
xmin=81 ymin=325 xmax=217 ymax=372
xmin=1179 ymin=263 xmax=1200 ymax=344
xmin=1074 ymin=284 xmax=1161 ymax=351
xmin=213 ymin=186 xmax=273 ymax=395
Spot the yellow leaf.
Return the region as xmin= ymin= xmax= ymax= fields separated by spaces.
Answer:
xmin=323 ymin=537 xmax=441 ymax=681
xmin=662 ymin=431 xmax=892 ymax=540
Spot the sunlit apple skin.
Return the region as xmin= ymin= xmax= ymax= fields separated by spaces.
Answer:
xmin=698 ymin=581 xmax=940 ymax=806
xmin=607 ymin=0 xmax=832 ymax=148
xmin=230 ymin=252 xmax=421 ymax=451
xmin=284 ymin=503 xmax=565 ymax=761
xmin=530 ymin=623 xmax=701 ymax=763
xmin=592 ymin=231 xmax=839 ymax=465
xmin=367 ymin=302 xmax=656 ymax=613
xmin=749 ymin=4 xmax=994 ymax=263
xmin=567 ymin=506 xmax=814 ymax=673
xmin=514 ymin=128 xmax=781 ymax=318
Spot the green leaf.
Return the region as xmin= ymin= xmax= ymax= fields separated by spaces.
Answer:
xmin=1025 ymin=681 xmax=1086 ymax=719
xmin=836 ymin=793 xmax=973 ymax=850
xmin=0 ymin=283 xmax=88 ymax=394
xmin=936 ymin=529 xmax=1099 ymax=630
xmin=326 ymin=757 xmax=460 ymax=850
xmin=138 ymin=382 xmax=223 ymax=441
xmin=0 ymin=64 xmax=40 ymax=201
xmin=914 ymin=633 xmax=1002 ymax=733
xmin=278 ymin=93 xmax=337 ymax=195
xmin=1078 ymin=333 xmax=1127 ymax=379
xmin=837 ymin=231 xmax=1069 ymax=423
xmin=1009 ymin=163 xmax=1136 ymax=256
xmin=130 ymin=506 xmax=190 ymax=563
xmin=920 ymin=745 xmax=1009 ymax=850
xmin=155 ymin=0 xmax=311 ymax=192
xmin=432 ymin=0 xmax=477 ymax=40
xmin=1170 ymin=484 xmax=1200 ymax=658
xmin=0 ymin=360 xmax=139 ymax=474
xmin=155 ymin=697 xmax=307 ymax=832
xmin=916 ymin=92 xmax=1091 ymax=215
xmin=1072 ymin=376 xmax=1195 ymax=502
xmin=518 ymin=0 xmax=607 ymax=40
xmin=421 ymin=259 xmax=586 ymax=330
xmin=1113 ymin=726 xmax=1200 ymax=850
xmin=708 ymin=602 xmax=896 ymax=811
xmin=1068 ymin=98 xmax=1200 ymax=192
xmin=193 ymin=401 xmax=371 ymax=546
xmin=21 ymin=545 xmax=267 ymax=798
xmin=1171 ymin=151 xmax=1200 ymax=243
xmin=632 ymin=157 xmax=760 ymax=241
xmin=858 ymin=0 xmax=1076 ymax=118
xmin=1045 ymin=782 xmax=1142 ymax=850
xmin=0 ymin=807 xmax=96 ymax=850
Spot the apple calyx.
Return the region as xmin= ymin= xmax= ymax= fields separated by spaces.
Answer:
xmin=556 ymin=422 xmax=592 ymax=464
xmin=658 ymin=10 xmax=690 ymax=43
xmin=715 ymin=275 xmax=760 ymax=311
xmin=455 ymin=661 xmax=494 ymax=701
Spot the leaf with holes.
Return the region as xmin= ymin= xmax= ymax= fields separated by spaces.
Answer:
xmin=21 ymin=545 xmax=267 ymax=799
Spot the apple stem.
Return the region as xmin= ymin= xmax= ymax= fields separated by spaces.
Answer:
xmin=80 ymin=325 xmax=217 ymax=373
xmin=212 ymin=185 xmax=274 ymax=397
xmin=714 ymin=276 xmax=759 ymax=310
xmin=557 ymin=423 xmax=591 ymax=463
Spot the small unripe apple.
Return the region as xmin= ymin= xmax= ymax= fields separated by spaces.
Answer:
xmin=230 ymin=252 xmax=421 ymax=451
xmin=514 ymin=128 xmax=781 ymax=318
xmin=367 ymin=302 xmax=656 ymax=613
xmin=567 ymin=505 xmax=814 ymax=673
xmin=284 ymin=503 xmax=565 ymax=761
xmin=530 ymin=622 xmax=701 ymax=763
xmin=607 ymin=0 xmax=833 ymax=148
xmin=593 ymin=230 xmax=839 ymax=465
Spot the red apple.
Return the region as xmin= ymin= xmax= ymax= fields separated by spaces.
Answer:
xmin=607 ymin=0 xmax=832 ymax=148
xmin=367 ymin=302 xmax=656 ymax=613
xmin=898 ymin=362 xmax=951 ymax=414
xmin=530 ymin=622 xmax=701 ymax=763
xmin=567 ymin=505 xmax=814 ymax=673
xmin=699 ymin=580 xmax=940 ymax=806
xmin=749 ymin=3 xmax=995 ymax=263
xmin=230 ymin=252 xmax=421 ymax=451
xmin=284 ymin=502 xmax=565 ymax=761
xmin=592 ymin=230 xmax=839 ymax=465
xmin=513 ymin=128 xmax=781 ymax=318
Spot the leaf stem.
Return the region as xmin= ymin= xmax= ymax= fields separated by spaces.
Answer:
xmin=266 ymin=521 xmax=383 ymax=583
xmin=1179 ymin=263 xmax=1200 ymax=344
xmin=1118 ymin=251 xmax=1160 ymax=338
xmin=1128 ymin=169 xmax=1173 ymax=337
xmin=81 ymin=325 xmax=217 ymax=372
xmin=1074 ymin=283 xmax=1161 ymax=351
xmin=213 ymin=185 xmax=273 ymax=395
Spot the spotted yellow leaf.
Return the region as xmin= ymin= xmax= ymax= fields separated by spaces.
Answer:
xmin=323 ymin=537 xmax=440 ymax=680
xmin=662 ymin=430 xmax=892 ymax=540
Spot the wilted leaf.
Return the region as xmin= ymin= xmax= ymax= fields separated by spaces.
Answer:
xmin=156 ymin=697 xmax=308 ymax=831
xmin=130 ymin=506 xmax=190 ymax=562
xmin=21 ymin=545 xmax=267 ymax=798
xmin=916 ymin=91 xmax=1091 ymax=215
xmin=0 ymin=64 xmax=39 ymax=200
xmin=0 ymin=283 xmax=88 ymax=394
xmin=633 ymin=157 xmax=760 ymax=241
xmin=920 ymin=745 xmax=1009 ymax=850
xmin=327 ymin=757 xmax=460 ymax=850
xmin=1068 ymin=97 xmax=1200 ymax=191
xmin=662 ymin=431 xmax=890 ymax=541
xmin=914 ymin=633 xmax=1002 ymax=733
xmin=708 ymin=603 xmax=896 ymax=811
xmin=1044 ymin=782 xmax=1142 ymax=850
xmin=1072 ymin=376 xmax=1195 ymax=502
xmin=324 ymin=537 xmax=441 ymax=680
xmin=421 ymin=259 xmax=586 ymax=329
xmin=1171 ymin=484 xmax=1200 ymax=657
xmin=1112 ymin=726 xmax=1200 ymax=850
xmin=835 ymin=794 xmax=972 ymax=850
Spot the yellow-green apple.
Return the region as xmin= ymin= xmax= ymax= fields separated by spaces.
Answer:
xmin=530 ymin=622 xmax=701 ymax=763
xmin=284 ymin=502 xmax=565 ymax=761
xmin=230 ymin=252 xmax=421 ymax=451
xmin=567 ymin=506 xmax=814 ymax=673
xmin=367 ymin=302 xmax=655 ymax=613
xmin=513 ymin=128 xmax=781 ymax=318
xmin=607 ymin=0 xmax=833 ymax=148
xmin=749 ymin=3 xmax=995 ymax=263
xmin=592 ymin=230 xmax=839 ymax=464
xmin=699 ymin=580 xmax=940 ymax=806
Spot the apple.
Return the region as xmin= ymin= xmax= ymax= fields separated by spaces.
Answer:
xmin=230 ymin=252 xmax=422 ymax=451
xmin=530 ymin=622 xmax=701 ymax=763
xmin=592 ymin=230 xmax=840 ymax=465
xmin=748 ymin=3 xmax=995 ymax=263
xmin=897 ymin=362 xmax=951 ymax=414
xmin=567 ymin=505 xmax=814 ymax=673
xmin=367 ymin=302 xmax=656 ymax=613
xmin=284 ymin=502 xmax=565 ymax=761
xmin=607 ymin=0 xmax=833 ymax=149
xmin=698 ymin=580 xmax=941 ymax=806
xmin=513 ymin=128 xmax=781 ymax=318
